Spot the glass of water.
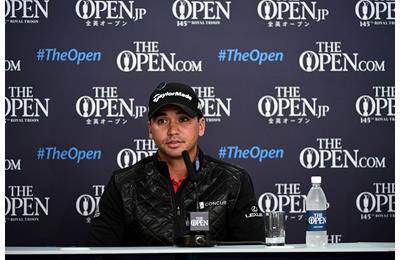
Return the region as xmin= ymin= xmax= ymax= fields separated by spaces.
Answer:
xmin=265 ymin=211 xmax=285 ymax=246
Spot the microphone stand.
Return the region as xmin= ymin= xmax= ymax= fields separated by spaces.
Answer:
xmin=176 ymin=151 xmax=212 ymax=247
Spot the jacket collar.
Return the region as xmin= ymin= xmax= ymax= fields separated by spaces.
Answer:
xmin=155 ymin=148 xmax=204 ymax=179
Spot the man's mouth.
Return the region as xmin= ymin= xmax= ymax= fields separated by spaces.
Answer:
xmin=166 ymin=140 xmax=184 ymax=148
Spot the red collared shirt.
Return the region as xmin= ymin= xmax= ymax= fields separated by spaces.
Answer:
xmin=170 ymin=177 xmax=186 ymax=193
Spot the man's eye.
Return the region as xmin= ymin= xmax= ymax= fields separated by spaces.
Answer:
xmin=179 ymin=116 xmax=190 ymax=122
xmin=157 ymin=118 xmax=168 ymax=124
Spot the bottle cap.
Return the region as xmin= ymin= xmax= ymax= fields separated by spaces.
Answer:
xmin=311 ymin=176 xmax=321 ymax=184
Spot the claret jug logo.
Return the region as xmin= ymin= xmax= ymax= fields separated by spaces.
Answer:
xmin=257 ymin=0 xmax=329 ymax=28
xmin=76 ymin=185 xmax=104 ymax=223
xmin=172 ymin=0 xmax=231 ymax=27
xmin=75 ymin=0 xmax=147 ymax=27
xmin=75 ymin=86 xmax=147 ymax=126
xmin=6 ymin=185 xmax=50 ymax=222
xmin=117 ymin=139 xmax=157 ymax=168
xmin=356 ymin=183 xmax=394 ymax=220
xmin=117 ymin=41 xmax=202 ymax=72
xmin=299 ymin=41 xmax=385 ymax=72
xmin=299 ymin=138 xmax=387 ymax=169
xmin=258 ymin=183 xmax=306 ymax=222
xmin=5 ymin=86 xmax=50 ymax=123
xmin=5 ymin=0 xmax=49 ymax=24
xmin=356 ymin=86 xmax=394 ymax=124
xmin=355 ymin=0 xmax=394 ymax=27
xmin=258 ymin=86 xmax=329 ymax=125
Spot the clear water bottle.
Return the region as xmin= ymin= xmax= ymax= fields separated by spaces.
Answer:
xmin=306 ymin=176 xmax=328 ymax=247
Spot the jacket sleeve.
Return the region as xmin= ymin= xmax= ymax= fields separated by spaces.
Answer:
xmin=227 ymin=171 xmax=265 ymax=242
xmin=87 ymin=173 xmax=126 ymax=246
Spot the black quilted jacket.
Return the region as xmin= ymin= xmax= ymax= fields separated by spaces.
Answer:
xmin=88 ymin=150 xmax=265 ymax=246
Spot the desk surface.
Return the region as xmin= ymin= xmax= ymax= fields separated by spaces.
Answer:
xmin=5 ymin=242 xmax=395 ymax=255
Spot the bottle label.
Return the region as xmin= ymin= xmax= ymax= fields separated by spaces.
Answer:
xmin=306 ymin=210 xmax=327 ymax=231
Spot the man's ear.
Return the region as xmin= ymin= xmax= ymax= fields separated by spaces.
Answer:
xmin=198 ymin=117 xmax=205 ymax=137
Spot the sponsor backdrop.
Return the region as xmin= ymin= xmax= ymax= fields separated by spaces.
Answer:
xmin=5 ymin=0 xmax=394 ymax=246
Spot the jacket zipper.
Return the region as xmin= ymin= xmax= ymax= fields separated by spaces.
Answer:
xmin=166 ymin=176 xmax=191 ymax=242
xmin=168 ymin=181 xmax=181 ymax=242
xmin=173 ymin=179 xmax=190 ymax=241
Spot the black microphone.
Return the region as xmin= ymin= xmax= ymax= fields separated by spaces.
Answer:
xmin=177 ymin=150 xmax=212 ymax=247
xmin=182 ymin=151 xmax=199 ymax=211
xmin=182 ymin=150 xmax=195 ymax=177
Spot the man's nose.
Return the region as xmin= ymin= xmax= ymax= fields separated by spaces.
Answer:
xmin=167 ymin=120 xmax=179 ymax=135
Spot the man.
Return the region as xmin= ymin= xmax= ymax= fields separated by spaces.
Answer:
xmin=88 ymin=82 xmax=264 ymax=246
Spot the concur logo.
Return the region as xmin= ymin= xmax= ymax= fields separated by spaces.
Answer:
xmin=299 ymin=138 xmax=386 ymax=169
xmin=117 ymin=41 xmax=202 ymax=72
xmin=299 ymin=41 xmax=385 ymax=72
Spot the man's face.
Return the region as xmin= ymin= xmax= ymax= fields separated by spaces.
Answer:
xmin=148 ymin=105 xmax=205 ymax=161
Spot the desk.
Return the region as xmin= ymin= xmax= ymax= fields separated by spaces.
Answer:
xmin=5 ymin=243 xmax=395 ymax=260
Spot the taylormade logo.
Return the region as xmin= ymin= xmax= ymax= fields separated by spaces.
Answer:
xmin=153 ymin=92 xmax=192 ymax=102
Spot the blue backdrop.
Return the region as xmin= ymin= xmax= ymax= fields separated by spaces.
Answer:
xmin=5 ymin=0 xmax=394 ymax=246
